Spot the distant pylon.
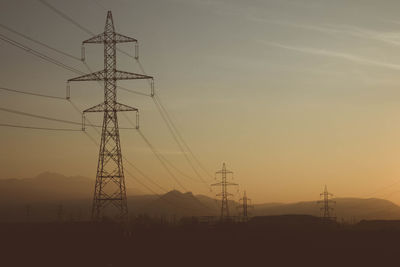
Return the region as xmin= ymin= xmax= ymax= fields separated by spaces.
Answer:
xmin=211 ymin=163 xmax=238 ymax=219
xmin=239 ymin=190 xmax=252 ymax=221
xmin=317 ymin=185 xmax=336 ymax=221
xmin=68 ymin=11 xmax=153 ymax=221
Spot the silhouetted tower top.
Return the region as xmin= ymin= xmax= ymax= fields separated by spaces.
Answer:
xmin=317 ymin=185 xmax=336 ymax=222
xmin=211 ymin=163 xmax=238 ymax=220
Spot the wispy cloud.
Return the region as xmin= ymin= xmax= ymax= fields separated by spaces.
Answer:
xmin=249 ymin=17 xmax=400 ymax=47
xmin=263 ymin=41 xmax=400 ymax=71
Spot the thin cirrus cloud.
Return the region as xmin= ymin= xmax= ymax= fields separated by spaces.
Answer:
xmin=262 ymin=41 xmax=400 ymax=71
xmin=248 ymin=16 xmax=400 ymax=47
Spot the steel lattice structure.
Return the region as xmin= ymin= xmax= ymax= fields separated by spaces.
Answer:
xmin=68 ymin=11 xmax=153 ymax=221
xmin=317 ymin=185 xmax=336 ymax=222
xmin=212 ymin=163 xmax=238 ymax=219
xmin=239 ymin=190 xmax=251 ymax=220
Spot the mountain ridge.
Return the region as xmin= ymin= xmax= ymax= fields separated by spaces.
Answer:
xmin=1 ymin=172 xmax=400 ymax=222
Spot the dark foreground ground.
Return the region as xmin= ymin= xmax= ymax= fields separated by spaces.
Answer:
xmin=1 ymin=215 xmax=399 ymax=267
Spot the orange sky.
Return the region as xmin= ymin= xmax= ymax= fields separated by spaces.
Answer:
xmin=2 ymin=0 xmax=400 ymax=204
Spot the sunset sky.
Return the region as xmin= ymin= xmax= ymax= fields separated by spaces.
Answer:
xmin=3 ymin=0 xmax=400 ymax=204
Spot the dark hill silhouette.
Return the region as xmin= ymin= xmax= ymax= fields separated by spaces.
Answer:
xmin=253 ymin=197 xmax=400 ymax=221
xmin=0 ymin=172 xmax=93 ymax=203
xmin=0 ymin=172 xmax=145 ymax=203
xmin=1 ymin=172 xmax=400 ymax=222
xmin=129 ymin=190 xmax=219 ymax=217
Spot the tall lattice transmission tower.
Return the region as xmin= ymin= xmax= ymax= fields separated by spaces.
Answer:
xmin=68 ymin=11 xmax=153 ymax=221
xmin=238 ymin=190 xmax=251 ymax=221
xmin=211 ymin=163 xmax=238 ymax=219
xmin=317 ymin=185 xmax=336 ymax=222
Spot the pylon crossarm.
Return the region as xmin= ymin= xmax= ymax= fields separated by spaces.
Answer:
xmin=83 ymin=102 xmax=138 ymax=113
xmin=68 ymin=70 xmax=105 ymax=81
xmin=115 ymin=70 xmax=153 ymax=80
xmin=83 ymin=33 xmax=105 ymax=44
xmin=114 ymin=33 xmax=137 ymax=43
xmin=83 ymin=103 xmax=106 ymax=113
xmin=216 ymin=192 xmax=234 ymax=197
xmin=114 ymin=102 xmax=138 ymax=112
xmin=215 ymin=169 xmax=233 ymax=174
xmin=211 ymin=182 xmax=222 ymax=186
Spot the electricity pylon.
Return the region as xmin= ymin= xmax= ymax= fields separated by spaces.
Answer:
xmin=68 ymin=11 xmax=153 ymax=221
xmin=211 ymin=163 xmax=238 ymax=220
xmin=317 ymin=185 xmax=336 ymax=222
xmin=239 ymin=190 xmax=251 ymax=221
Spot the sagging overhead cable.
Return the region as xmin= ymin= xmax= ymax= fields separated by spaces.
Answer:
xmin=0 ymin=123 xmax=82 ymax=132
xmin=0 ymin=86 xmax=65 ymax=100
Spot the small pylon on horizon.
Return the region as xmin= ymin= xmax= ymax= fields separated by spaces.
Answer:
xmin=238 ymin=190 xmax=252 ymax=221
xmin=317 ymin=185 xmax=336 ymax=222
xmin=211 ymin=163 xmax=238 ymax=220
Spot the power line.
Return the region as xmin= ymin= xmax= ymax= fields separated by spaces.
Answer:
xmin=0 ymin=24 xmax=148 ymax=98
xmin=125 ymin=167 xmax=212 ymax=213
xmin=81 ymin=129 xmax=145 ymax=194
xmin=123 ymin=158 xmax=168 ymax=193
xmin=4 ymin=4 xmax=212 ymax=208
xmin=136 ymin=53 xmax=213 ymax=181
xmin=83 ymin=60 xmax=152 ymax=97
xmin=134 ymin=61 xmax=215 ymax=188
xmin=0 ymin=106 xmax=136 ymax=130
xmin=122 ymin=113 xmax=212 ymax=201
xmin=134 ymin=130 xmax=206 ymax=203
xmin=136 ymin=129 xmax=189 ymax=192
xmin=36 ymin=0 xmax=155 ymax=100
xmin=1 ymin=25 xmax=147 ymax=99
xmin=118 ymin=85 xmax=153 ymax=97
xmin=84 ymin=123 xmax=211 ymax=213
xmin=84 ymin=54 xmax=150 ymax=96
xmin=0 ymin=106 xmax=82 ymax=126
xmin=152 ymin=96 xmax=208 ymax=183
xmin=154 ymin=95 xmax=214 ymax=180
xmin=35 ymin=0 xmax=212 ymax=184
xmin=135 ymin=57 xmax=214 ymax=182
xmin=134 ymin=60 xmax=215 ymax=191
xmin=133 ymin=55 xmax=213 ymax=181
xmin=124 ymin=168 xmax=162 ymax=196
xmin=0 ymin=86 xmax=65 ymax=100
xmin=0 ymin=30 xmax=153 ymax=109
xmin=121 ymin=113 xmax=203 ymax=185
xmin=0 ymin=33 xmax=85 ymax=75
xmin=0 ymin=123 xmax=81 ymax=131
xmin=67 ymin=99 xmax=101 ymax=135
xmin=37 ymin=0 xmax=94 ymax=36
xmin=124 ymin=136 xmax=215 ymax=210
xmin=36 ymin=0 xmax=136 ymax=59
xmin=0 ymin=23 xmax=81 ymax=61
